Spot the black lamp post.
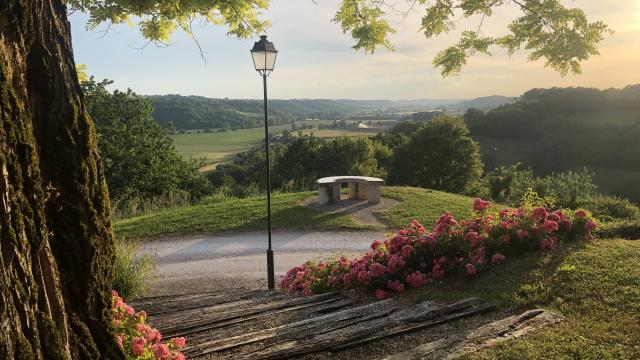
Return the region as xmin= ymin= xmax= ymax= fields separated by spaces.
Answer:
xmin=251 ymin=35 xmax=278 ymax=290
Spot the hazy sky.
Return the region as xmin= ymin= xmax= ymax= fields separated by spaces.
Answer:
xmin=69 ymin=0 xmax=640 ymax=100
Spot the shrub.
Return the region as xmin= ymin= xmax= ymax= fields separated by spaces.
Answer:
xmin=281 ymin=199 xmax=597 ymax=297
xmin=576 ymin=195 xmax=640 ymax=221
xmin=113 ymin=238 xmax=154 ymax=300
xmin=595 ymin=220 xmax=640 ymax=240
xmin=112 ymin=290 xmax=186 ymax=359
xmin=481 ymin=165 xmax=599 ymax=210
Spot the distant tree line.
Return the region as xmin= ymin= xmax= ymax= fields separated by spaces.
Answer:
xmin=149 ymin=95 xmax=423 ymax=131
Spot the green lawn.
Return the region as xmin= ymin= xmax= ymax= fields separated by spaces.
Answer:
xmin=114 ymin=191 xmax=367 ymax=239
xmin=380 ymin=187 xmax=475 ymax=229
xmin=417 ymin=239 xmax=640 ymax=359
xmin=113 ymin=186 xmax=475 ymax=240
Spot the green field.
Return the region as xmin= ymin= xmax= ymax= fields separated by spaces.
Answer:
xmin=171 ymin=127 xmax=280 ymax=171
xmin=171 ymin=119 xmax=395 ymax=171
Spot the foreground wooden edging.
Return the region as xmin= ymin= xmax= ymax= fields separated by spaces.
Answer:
xmin=137 ymin=289 xmax=565 ymax=359
xmin=385 ymin=309 xmax=564 ymax=360
xmin=184 ymin=297 xmax=493 ymax=359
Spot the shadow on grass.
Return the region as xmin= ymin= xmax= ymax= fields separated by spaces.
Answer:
xmin=226 ymin=204 xmax=372 ymax=234
xmin=416 ymin=241 xmax=589 ymax=312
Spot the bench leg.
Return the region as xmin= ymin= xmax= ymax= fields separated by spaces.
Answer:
xmin=358 ymin=183 xmax=368 ymax=200
xmin=318 ymin=186 xmax=331 ymax=205
xmin=367 ymin=184 xmax=381 ymax=204
xmin=348 ymin=182 xmax=358 ymax=200
xmin=349 ymin=182 xmax=368 ymax=200
xmin=332 ymin=183 xmax=341 ymax=202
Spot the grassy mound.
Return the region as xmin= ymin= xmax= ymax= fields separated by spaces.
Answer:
xmin=113 ymin=186 xmax=475 ymax=240
xmin=114 ymin=191 xmax=363 ymax=239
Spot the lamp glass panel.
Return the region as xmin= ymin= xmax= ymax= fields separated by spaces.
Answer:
xmin=251 ymin=50 xmax=267 ymax=71
xmin=265 ymin=51 xmax=277 ymax=71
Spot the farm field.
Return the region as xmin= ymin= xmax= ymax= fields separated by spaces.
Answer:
xmin=172 ymin=119 xmax=396 ymax=171
xmin=171 ymin=125 xmax=288 ymax=171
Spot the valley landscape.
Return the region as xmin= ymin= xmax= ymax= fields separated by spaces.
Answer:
xmin=3 ymin=1 xmax=640 ymax=359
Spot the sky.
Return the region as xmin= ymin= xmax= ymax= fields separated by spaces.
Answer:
xmin=69 ymin=0 xmax=640 ymax=100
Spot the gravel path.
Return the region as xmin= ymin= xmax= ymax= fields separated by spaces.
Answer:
xmin=140 ymin=230 xmax=385 ymax=295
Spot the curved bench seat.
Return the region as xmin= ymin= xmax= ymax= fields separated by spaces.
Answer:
xmin=316 ymin=176 xmax=384 ymax=205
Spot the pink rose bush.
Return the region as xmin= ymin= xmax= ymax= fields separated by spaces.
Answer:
xmin=112 ymin=290 xmax=186 ymax=360
xmin=281 ymin=199 xmax=597 ymax=297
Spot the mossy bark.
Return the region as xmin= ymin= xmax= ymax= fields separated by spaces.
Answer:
xmin=0 ymin=1 xmax=122 ymax=358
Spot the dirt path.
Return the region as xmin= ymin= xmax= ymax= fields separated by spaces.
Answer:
xmin=140 ymin=230 xmax=386 ymax=296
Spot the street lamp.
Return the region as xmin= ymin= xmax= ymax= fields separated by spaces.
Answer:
xmin=251 ymin=35 xmax=278 ymax=290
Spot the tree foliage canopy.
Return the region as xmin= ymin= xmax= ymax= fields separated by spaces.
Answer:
xmin=392 ymin=114 xmax=483 ymax=192
xmin=68 ymin=0 xmax=270 ymax=42
xmin=82 ymin=78 xmax=212 ymax=208
xmin=68 ymin=0 xmax=609 ymax=76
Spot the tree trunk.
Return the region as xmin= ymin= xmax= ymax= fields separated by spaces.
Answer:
xmin=0 ymin=1 xmax=122 ymax=359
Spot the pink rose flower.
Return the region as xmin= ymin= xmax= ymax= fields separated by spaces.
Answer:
xmin=466 ymin=263 xmax=477 ymax=276
xmin=401 ymin=244 xmax=415 ymax=258
xmin=130 ymin=336 xmax=146 ymax=356
xmin=532 ymin=207 xmax=548 ymax=221
xmin=153 ymin=343 xmax=171 ymax=360
xmin=542 ymin=220 xmax=559 ymax=233
xmin=369 ymin=263 xmax=387 ymax=277
xmin=371 ymin=239 xmax=383 ymax=251
xmin=473 ymin=198 xmax=492 ymax=212
xmin=584 ymin=220 xmax=597 ymax=231
xmin=375 ymin=289 xmax=387 ymax=300
xmin=430 ymin=265 xmax=445 ymax=279
xmin=406 ymin=271 xmax=427 ymax=287
xmin=387 ymin=254 xmax=405 ymax=273
xmin=386 ymin=280 xmax=405 ymax=293
xmin=170 ymin=337 xmax=186 ymax=349
xmin=539 ymin=237 xmax=556 ymax=251
xmin=575 ymin=209 xmax=587 ymax=218
xmin=491 ymin=253 xmax=506 ymax=264
xmin=500 ymin=234 xmax=511 ymax=245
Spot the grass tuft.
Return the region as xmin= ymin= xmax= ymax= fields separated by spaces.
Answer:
xmin=112 ymin=237 xmax=154 ymax=299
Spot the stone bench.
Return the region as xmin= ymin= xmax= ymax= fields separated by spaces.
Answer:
xmin=316 ymin=176 xmax=384 ymax=205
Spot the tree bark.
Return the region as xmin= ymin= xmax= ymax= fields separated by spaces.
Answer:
xmin=0 ymin=1 xmax=122 ymax=358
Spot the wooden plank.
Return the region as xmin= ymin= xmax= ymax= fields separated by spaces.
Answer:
xmin=132 ymin=289 xmax=267 ymax=315
xmin=153 ymin=292 xmax=348 ymax=338
xmin=330 ymin=297 xmax=495 ymax=352
xmin=239 ymin=298 xmax=492 ymax=360
xmin=385 ymin=309 xmax=564 ymax=360
xmin=185 ymin=297 xmax=493 ymax=359
xmin=184 ymin=296 xmax=356 ymax=345
xmin=185 ymin=299 xmax=399 ymax=357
